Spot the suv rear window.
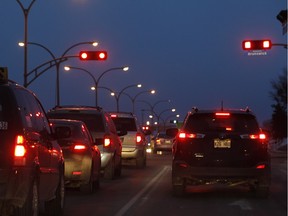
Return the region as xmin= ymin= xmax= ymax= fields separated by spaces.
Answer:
xmin=184 ymin=113 xmax=259 ymax=133
xmin=112 ymin=117 xmax=137 ymax=131
xmin=48 ymin=113 xmax=105 ymax=132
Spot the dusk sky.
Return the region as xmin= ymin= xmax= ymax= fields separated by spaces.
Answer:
xmin=0 ymin=0 xmax=287 ymax=126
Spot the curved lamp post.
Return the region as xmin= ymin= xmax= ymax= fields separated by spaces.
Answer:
xmin=156 ymin=108 xmax=176 ymax=132
xmin=18 ymin=41 xmax=98 ymax=106
xmin=113 ymin=84 xmax=142 ymax=112
xmin=64 ymin=66 xmax=128 ymax=106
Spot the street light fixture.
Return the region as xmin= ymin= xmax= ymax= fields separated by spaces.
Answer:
xmin=18 ymin=41 xmax=98 ymax=106
xmin=112 ymin=84 xmax=142 ymax=112
xmin=64 ymin=66 xmax=128 ymax=106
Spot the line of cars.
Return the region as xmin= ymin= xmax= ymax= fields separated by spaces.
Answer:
xmin=0 ymin=78 xmax=150 ymax=216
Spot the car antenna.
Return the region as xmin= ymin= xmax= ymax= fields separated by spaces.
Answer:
xmin=221 ymin=100 xmax=224 ymax=111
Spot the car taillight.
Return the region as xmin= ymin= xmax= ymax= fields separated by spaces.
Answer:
xmin=104 ymin=137 xmax=111 ymax=147
xmin=73 ymin=144 xmax=87 ymax=151
xmin=241 ymin=133 xmax=267 ymax=140
xmin=14 ymin=135 xmax=27 ymax=166
xmin=178 ymin=132 xmax=205 ymax=139
xmin=136 ymin=133 xmax=142 ymax=144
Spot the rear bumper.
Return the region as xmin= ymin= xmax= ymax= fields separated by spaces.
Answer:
xmin=172 ymin=160 xmax=271 ymax=186
xmin=0 ymin=168 xmax=32 ymax=209
xmin=121 ymin=147 xmax=145 ymax=159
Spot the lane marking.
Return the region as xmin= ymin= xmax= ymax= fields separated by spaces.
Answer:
xmin=114 ymin=166 xmax=170 ymax=216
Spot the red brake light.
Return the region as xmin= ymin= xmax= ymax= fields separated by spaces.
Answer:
xmin=178 ymin=132 xmax=204 ymax=139
xmin=215 ymin=112 xmax=230 ymax=117
xmin=104 ymin=138 xmax=111 ymax=147
xmin=73 ymin=144 xmax=87 ymax=151
xmin=178 ymin=132 xmax=186 ymax=139
xmin=136 ymin=134 xmax=142 ymax=144
xmin=110 ymin=114 xmax=117 ymax=118
xmin=241 ymin=133 xmax=267 ymax=140
xmin=14 ymin=135 xmax=27 ymax=166
xmin=15 ymin=145 xmax=26 ymax=157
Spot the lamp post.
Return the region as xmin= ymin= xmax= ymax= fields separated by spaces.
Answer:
xmin=156 ymin=108 xmax=176 ymax=132
xmin=16 ymin=0 xmax=36 ymax=88
xmin=113 ymin=84 xmax=142 ymax=112
xmin=131 ymin=90 xmax=156 ymax=113
xmin=18 ymin=41 xmax=98 ymax=106
xmin=64 ymin=66 xmax=129 ymax=106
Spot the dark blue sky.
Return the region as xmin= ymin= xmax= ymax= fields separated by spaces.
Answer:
xmin=0 ymin=0 xmax=287 ymax=125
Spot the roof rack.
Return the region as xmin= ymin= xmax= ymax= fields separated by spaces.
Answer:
xmin=191 ymin=107 xmax=198 ymax=113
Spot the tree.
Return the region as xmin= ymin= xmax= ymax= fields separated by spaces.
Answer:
xmin=270 ymin=68 xmax=287 ymax=140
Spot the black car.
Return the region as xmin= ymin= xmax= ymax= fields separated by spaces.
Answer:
xmin=172 ymin=107 xmax=271 ymax=197
xmin=0 ymin=79 xmax=65 ymax=215
xmin=47 ymin=106 xmax=123 ymax=180
xmin=50 ymin=119 xmax=101 ymax=193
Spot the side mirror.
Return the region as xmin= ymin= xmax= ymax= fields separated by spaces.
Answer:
xmin=166 ymin=128 xmax=179 ymax=137
xmin=54 ymin=126 xmax=71 ymax=139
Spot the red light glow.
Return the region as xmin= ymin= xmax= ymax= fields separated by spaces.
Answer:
xmin=215 ymin=112 xmax=230 ymax=117
xmin=74 ymin=144 xmax=86 ymax=150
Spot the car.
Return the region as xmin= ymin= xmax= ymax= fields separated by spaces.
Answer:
xmin=172 ymin=107 xmax=271 ymax=197
xmin=47 ymin=106 xmax=124 ymax=180
xmin=49 ymin=119 xmax=101 ymax=193
xmin=153 ymin=129 xmax=176 ymax=153
xmin=0 ymin=79 xmax=65 ymax=216
xmin=109 ymin=112 xmax=148 ymax=168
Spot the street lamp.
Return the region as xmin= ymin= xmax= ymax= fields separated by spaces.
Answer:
xmin=64 ymin=66 xmax=128 ymax=106
xmin=16 ymin=0 xmax=36 ymax=88
xmin=131 ymin=90 xmax=156 ymax=113
xmin=156 ymin=108 xmax=176 ymax=132
xmin=18 ymin=41 xmax=98 ymax=106
xmin=112 ymin=84 xmax=142 ymax=112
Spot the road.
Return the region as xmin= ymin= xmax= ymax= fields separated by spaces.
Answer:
xmin=62 ymin=151 xmax=287 ymax=216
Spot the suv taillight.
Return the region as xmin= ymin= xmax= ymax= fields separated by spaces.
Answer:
xmin=136 ymin=133 xmax=142 ymax=144
xmin=178 ymin=132 xmax=205 ymax=139
xmin=240 ymin=133 xmax=267 ymax=140
xmin=104 ymin=137 xmax=111 ymax=148
xmin=14 ymin=135 xmax=27 ymax=166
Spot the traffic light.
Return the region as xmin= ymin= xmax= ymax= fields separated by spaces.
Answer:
xmin=79 ymin=51 xmax=108 ymax=60
xmin=242 ymin=40 xmax=272 ymax=50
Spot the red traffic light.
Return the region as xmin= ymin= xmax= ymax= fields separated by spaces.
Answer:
xmin=242 ymin=40 xmax=272 ymax=50
xmin=79 ymin=51 xmax=108 ymax=60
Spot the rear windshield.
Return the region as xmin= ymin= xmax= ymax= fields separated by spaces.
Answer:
xmin=52 ymin=123 xmax=87 ymax=140
xmin=48 ymin=112 xmax=105 ymax=133
xmin=111 ymin=117 xmax=137 ymax=131
xmin=184 ymin=113 xmax=259 ymax=134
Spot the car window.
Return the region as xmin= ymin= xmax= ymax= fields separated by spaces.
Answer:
xmin=15 ymin=89 xmax=51 ymax=134
xmin=112 ymin=117 xmax=137 ymax=131
xmin=184 ymin=113 xmax=259 ymax=133
xmin=48 ymin=112 xmax=105 ymax=133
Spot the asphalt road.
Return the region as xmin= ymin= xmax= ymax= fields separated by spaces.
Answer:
xmin=62 ymin=151 xmax=287 ymax=216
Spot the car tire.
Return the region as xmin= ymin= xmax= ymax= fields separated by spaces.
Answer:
xmin=14 ymin=178 xmax=39 ymax=216
xmin=104 ymin=157 xmax=115 ymax=180
xmin=80 ymin=164 xmax=99 ymax=194
xmin=45 ymin=170 xmax=65 ymax=216
xmin=114 ymin=157 xmax=122 ymax=177
xmin=136 ymin=153 xmax=146 ymax=168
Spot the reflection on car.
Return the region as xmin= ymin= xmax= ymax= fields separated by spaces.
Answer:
xmin=50 ymin=119 xmax=101 ymax=193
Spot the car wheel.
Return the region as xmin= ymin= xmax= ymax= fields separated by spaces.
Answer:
xmin=136 ymin=153 xmax=146 ymax=168
xmin=15 ymin=178 xmax=39 ymax=216
xmin=172 ymin=176 xmax=186 ymax=197
xmin=104 ymin=157 xmax=115 ymax=180
xmin=114 ymin=157 xmax=122 ymax=177
xmin=80 ymin=164 xmax=99 ymax=194
xmin=45 ymin=170 xmax=65 ymax=216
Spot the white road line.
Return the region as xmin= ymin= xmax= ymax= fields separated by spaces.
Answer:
xmin=114 ymin=166 xmax=170 ymax=216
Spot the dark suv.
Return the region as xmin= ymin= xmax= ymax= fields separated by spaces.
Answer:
xmin=47 ymin=106 xmax=123 ymax=180
xmin=172 ymin=107 xmax=271 ymax=197
xmin=110 ymin=112 xmax=148 ymax=168
xmin=0 ymin=80 xmax=65 ymax=215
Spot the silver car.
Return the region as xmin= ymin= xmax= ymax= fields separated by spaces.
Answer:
xmin=110 ymin=112 xmax=148 ymax=168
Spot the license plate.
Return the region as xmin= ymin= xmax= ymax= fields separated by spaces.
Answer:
xmin=214 ymin=139 xmax=231 ymax=148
